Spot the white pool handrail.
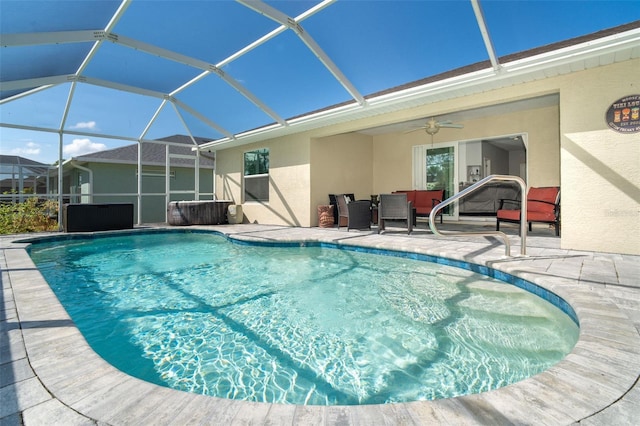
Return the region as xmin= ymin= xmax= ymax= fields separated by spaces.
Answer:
xmin=428 ymin=175 xmax=527 ymax=257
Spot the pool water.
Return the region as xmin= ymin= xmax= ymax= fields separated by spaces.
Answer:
xmin=29 ymin=231 xmax=579 ymax=405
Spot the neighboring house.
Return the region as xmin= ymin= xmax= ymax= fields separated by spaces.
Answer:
xmin=0 ymin=155 xmax=54 ymax=198
xmin=58 ymin=135 xmax=215 ymax=223
xmin=208 ymin=23 xmax=640 ymax=255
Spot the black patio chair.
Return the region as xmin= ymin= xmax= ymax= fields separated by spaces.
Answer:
xmin=335 ymin=194 xmax=371 ymax=231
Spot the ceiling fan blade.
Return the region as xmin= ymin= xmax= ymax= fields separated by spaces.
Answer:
xmin=439 ymin=123 xmax=464 ymax=129
xmin=403 ymin=126 xmax=426 ymax=134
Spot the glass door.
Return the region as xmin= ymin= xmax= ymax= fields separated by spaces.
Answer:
xmin=426 ymin=144 xmax=457 ymax=218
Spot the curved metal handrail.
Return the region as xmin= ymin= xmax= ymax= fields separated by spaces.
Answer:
xmin=428 ymin=175 xmax=527 ymax=256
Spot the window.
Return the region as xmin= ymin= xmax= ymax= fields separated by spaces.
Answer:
xmin=244 ymin=148 xmax=269 ymax=202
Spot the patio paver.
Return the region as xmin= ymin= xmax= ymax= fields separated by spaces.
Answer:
xmin=1 ymin=223 xmax=639 ymax=425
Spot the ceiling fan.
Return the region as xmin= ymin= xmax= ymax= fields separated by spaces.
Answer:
xmin=406 ymin=117 xmax=464 ymax=135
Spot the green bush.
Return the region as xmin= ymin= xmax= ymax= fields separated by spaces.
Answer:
xmin=0 ymin=197 xmax=59 ymax=234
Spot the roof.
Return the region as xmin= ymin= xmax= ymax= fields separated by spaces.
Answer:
xmin=1 ymin=1 xmax=640 ymax=156
xmin=72 ymin=135 xmax=215 ymax=168
xmin=0 ymin=155 xmax=52 ymax=175
xmin=0 ymin=155 xmax=49 ymax=168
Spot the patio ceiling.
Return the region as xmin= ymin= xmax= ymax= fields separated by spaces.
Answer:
xmin=1 ymin=0 xmax=640 ymax=156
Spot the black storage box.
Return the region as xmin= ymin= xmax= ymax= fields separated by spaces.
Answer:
xmin=63 ymin=203 xmax=134 ymax=232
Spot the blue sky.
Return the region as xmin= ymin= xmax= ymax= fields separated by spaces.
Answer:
xmin=1 ymin=0 xmax=639 ymax=165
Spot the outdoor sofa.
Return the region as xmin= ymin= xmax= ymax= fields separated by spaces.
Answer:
xmin=392 ymin=189 xmax=445 ymax=224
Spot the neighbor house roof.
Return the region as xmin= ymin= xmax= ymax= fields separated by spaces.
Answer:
xmin=0 ymin=155 xmax=52 ymax=175
xmin=71 ymin=135 xmax=215 ymax=168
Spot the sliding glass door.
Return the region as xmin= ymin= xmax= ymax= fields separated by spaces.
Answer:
xmin=413 ymin=135 xmax=529 ymax=221
xmin=413 ymin=143 xmax=458 ymax=219
xmin=427 ymin=145 xmax=456 ymax=217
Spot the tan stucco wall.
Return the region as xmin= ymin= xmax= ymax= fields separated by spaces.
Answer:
xmin=310 ymin=132 xmax=373 ymax=223
xmin=558 ymin=59 xmax=640 ymax=254
xmin=372 ymin=105 xmax=560 ymax=193
xmin=371 ymin=132 xmax=414 ymax=194
xmin=215 ymin=132 xmax=374 ymax=227
xmin=216 ymin=135 xmax=311 ymax=226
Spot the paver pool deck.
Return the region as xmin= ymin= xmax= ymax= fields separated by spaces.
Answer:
xmin=2 ymin=223 xmax=639 ymax=425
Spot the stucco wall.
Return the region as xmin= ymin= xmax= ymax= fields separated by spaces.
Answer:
xmin=216 ymin=135 xmax=311 ymax=226
xmin=558 ymin=59 xmax=640 ymax=255
xmin=310 ymin=133 xmax=374 ymax=224
xmin=372 ymin=105 xmax=560 ymax=193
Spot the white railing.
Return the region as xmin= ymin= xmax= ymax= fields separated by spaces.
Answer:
xmin=428 ymin=175 xmax=527 ymax=256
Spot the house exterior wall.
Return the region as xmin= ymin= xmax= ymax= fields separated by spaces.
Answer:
xmin=216 ymin=135 xmax=311 ymax=226
xmin=558 ymin=58 xmax=640 ymax=255
xmin=371 ymin=105 xmax=560 ymax=193
xmin=310 ymin=132 xmax=374 ymax=217
xmin=213 ymin=58 xmax=639 ymax=254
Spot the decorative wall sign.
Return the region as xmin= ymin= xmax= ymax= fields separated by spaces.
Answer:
xmin=606 ymin=94 xmax=640 ymax=133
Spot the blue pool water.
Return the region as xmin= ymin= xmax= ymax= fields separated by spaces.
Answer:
xmin=28 ymin=231 xmax=578 ymax=405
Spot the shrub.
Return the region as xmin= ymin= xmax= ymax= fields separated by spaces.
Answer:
xmin=0 ymin=197 xmax=59 ymax=234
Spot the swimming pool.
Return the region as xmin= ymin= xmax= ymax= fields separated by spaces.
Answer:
xmin=28 ymin=230 xmax=579 ymax=406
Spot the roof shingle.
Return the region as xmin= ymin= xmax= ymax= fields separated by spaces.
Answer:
xmin=73 ymin=135 xmax=214 ymax=168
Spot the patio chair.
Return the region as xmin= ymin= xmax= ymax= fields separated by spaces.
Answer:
xmin=378 ymin=193 xmax=413 ymax=235
xmin=329 ymin=193 xmax=354 ymax=224
xmin=496 ymin=186 xmax=560 ymax=236
xmin=335 ymin=194 xmax=371 ymax=231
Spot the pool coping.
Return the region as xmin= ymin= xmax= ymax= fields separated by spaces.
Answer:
xmin=2 ymin=225 xmax=640 ymax=424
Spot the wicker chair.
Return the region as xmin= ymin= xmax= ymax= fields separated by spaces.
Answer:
xmin=329 ymin=193 xmax=354 ymax=224
xmin=378 ymin=193 xmax=413 ymax=234
xmin=335 ymin=194 xmax=371 ymax=231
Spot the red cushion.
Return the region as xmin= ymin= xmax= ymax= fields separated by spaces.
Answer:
xmin=497 ymin=209 xmax=520 ymax=221
xmin=393 ymin=190 xmax=444 ymax=214
xmin=414 ymin=190 xmax=434 ymax=207
xmin=498 ymin=187 xmax=559 ymax=223
xmin=415 ymin=190 xmax=442 ymax=214
xmin=498 ymin=209 xmax=556 ymax=222
xmin=527 ymin=187 xmax=559 ymax=214
xmin=393 ymin=190 xmax=416 ymax=204
xmin=527 ymin=211 xmax=556 ymax=222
